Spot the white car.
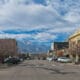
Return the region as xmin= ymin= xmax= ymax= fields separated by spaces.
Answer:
xmin=46 ymin=57 xmax=53 ymax=61
xmin=57 ymin=57 xmax=72 ymax=63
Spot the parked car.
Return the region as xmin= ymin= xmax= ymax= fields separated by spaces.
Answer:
xmin=57 ymin=57 xmax=72 ymax=63
xmin=46 ymin=57 xmax=53 ymax=61
xmin=19 ymin=58 xmax=24 ymax=62
xmin=4 ymin=57 xmax=21 ymax=64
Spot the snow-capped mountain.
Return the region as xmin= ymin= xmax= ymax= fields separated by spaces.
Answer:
xmin=17 ymin=40 xmax=50 ymax=54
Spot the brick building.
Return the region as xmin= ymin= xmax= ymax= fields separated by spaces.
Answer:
xmin=54 ymin=42 xmax=69 ymax=57
xmin=0 ymin=39 xmax=17 ymax=58
xmin=47 ymin=42 xmax=69 ymax=57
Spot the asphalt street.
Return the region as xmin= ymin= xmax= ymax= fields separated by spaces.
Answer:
xmin=0 ymin=60 xmax=80 ymax=80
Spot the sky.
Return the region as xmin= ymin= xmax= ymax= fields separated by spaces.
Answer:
xmin=0 ymin=0 xmax=80 ymax=53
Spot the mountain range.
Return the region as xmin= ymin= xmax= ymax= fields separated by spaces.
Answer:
xmin=17 ymin=40 xmax=50 ymax=54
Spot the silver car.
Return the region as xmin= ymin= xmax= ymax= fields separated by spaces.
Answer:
xmin=57 ymin=57 xmax=72 ymax=63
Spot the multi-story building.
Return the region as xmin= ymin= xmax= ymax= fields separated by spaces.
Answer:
xmin=47 ymin=42 xmax=69 ymax=57
xmin=0 ymin=39 xmax=17 ymax=58
xmin=54 ymin=42 xmax=69 ymax=57
xmin=69 ymin=30 xmax=80 ymax=63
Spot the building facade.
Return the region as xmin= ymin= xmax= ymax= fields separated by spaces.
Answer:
xmin=54 ymin=42 xmax=69 ymax=57
xmin=47 ymin=42 xmax=69 ymax=57
xmin=69 ymin=30 xmax=80 ymax=63
xmin=0 ymin=39 xmax=17 ymax=58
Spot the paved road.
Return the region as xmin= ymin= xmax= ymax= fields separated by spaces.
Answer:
xmin=0 ymin=60 xmax=80 ymax=80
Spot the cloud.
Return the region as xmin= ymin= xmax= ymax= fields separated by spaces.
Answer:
xmin=0 ymin=0 xmax=80 ymax=42
xmin=48 ymin=27 xmax=75 ymax=34
xmin=0 ymin=0 xmax=61 ymax=28
xmin=64 ymin=10 xmax=80 ymax=23
xmin=46 ymin=0 xmax=80 ymax=22
xmin=0 ymin=33 xmax=31 ymax=39
xmin=34 ymin=32 xmax=57 ymax=42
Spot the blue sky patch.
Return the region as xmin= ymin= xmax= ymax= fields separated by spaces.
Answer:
xmin=33 ymin=0 xmax=45 ymax=4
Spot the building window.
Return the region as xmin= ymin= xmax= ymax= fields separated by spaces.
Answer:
xmin=77 ymin=40 xmax=80 ymax=43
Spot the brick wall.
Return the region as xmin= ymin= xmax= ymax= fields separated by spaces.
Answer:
xmin=0 ymin=39 xmax=17 ymax=57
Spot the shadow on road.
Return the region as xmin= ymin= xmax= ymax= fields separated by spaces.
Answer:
xmin=41 ymin=67 xmax=76 ymax=75
xmin=19 ymin=63 xmax=77 ymax=75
